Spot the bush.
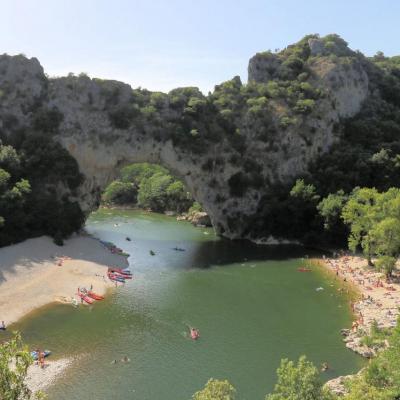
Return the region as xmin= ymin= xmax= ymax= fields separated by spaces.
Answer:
xmin=102 ymin=181 xmax=137 ymax=205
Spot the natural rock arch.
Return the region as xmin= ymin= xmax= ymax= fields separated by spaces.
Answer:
xmin=0 ymin=35 xmax=370 ymax=240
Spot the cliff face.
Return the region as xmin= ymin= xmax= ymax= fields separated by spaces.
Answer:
xmin=0 ymin=35 xmax=372 ymax=240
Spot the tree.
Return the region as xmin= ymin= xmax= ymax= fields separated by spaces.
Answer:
xmin=290 ymin=179 xmax=319 ymax=202
xmin=101 ymin=181 xmax=137 ymax=205
xmin=192 ymin=379 xmax=236 ymax=400
xmin=317 ymin=190 xmax=347 ymax=230
xmin=266 ymin=356 xmax=334 ymax=400
xmin=0 ymin=332 xmax=45 ymax=399
xmin=370 ymin=218 xmax=400 ymax=263
xmin=342 ymin=188 xmax=380 ymax=265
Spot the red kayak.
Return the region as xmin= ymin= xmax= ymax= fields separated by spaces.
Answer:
xmin=298 ymin=268 xmax=312 ymax=272
xmin=107 ymin=272 xmax=126 ymax=283
xmin=77 ymin=289 xmax=94 ymax=304
xmin=108 ymin=268 xmax=133 ymax=279
xmin=88 ymin=291 xmax=104 ymax=300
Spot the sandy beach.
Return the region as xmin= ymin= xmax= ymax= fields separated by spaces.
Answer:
xmin=319 ymin=253 xmax=400 ymax=373
xmin=320 ymin=255 xmax=400 ymax=395
xmin=0 ymin=235 xmax=128 ymax=327
xmin=0 ymin=234 xmax=129 ymax=396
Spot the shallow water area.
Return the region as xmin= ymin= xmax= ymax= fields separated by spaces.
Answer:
xmin=12 ymin=209 xmax=364 ymax=400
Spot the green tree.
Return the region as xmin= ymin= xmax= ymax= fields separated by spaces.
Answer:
xmin=342 ymin=188 xmax=381 ymax=265
xmin=102 ymin=181 xmax=137 ymax=205
xmin=192 ymin=379 xmax=236 ymax=400
xmin=266 ymin=356 xmax=334 ymax=400
xmin=0 ymin=332 xmax=45 ymax=400
xmin=290 ymin=179 xmax=319 ymax=202
xmin=317 ymin=190 xmax=347 ymax=230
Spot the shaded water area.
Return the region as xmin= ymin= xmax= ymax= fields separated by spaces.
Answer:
xmin=12 ymin=209 xmax=364 ymax=399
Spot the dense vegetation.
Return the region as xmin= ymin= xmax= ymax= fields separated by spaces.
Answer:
xmin=1 ymin=34 xmax=400 ymax=247
xmin=247 ymin=44 xmax=400 ymax=246
xmin=191 ymin=318 xmax=400 ymax=399
xmin=101 ymin=34 xmax=400 ymax=247
xmin=102 ymin=163 xmax=193 ymax=213
xmin=0 ymin=127 xmax=84 ymax=247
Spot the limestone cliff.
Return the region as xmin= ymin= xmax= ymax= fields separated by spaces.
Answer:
xmin=0 ymin=35 xmax=376 ymax=241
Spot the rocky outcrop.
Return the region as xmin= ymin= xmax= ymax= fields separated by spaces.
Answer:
xmin=0 ymin=36 xmax=372 ymax=240
xmin=177 ymin=211 xmax=212 ymax=227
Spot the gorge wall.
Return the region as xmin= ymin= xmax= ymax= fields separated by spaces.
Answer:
xmin=0 ymin=35 xmax=376 ymax=241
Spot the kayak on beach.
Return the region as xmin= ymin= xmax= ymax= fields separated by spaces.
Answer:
xmin=108 ymin=267 xmax=133 ymax=279
xmin=107 ymin=272 xmax=126 ymax=283
xmin=87 ymin=290 xmax=104 ymax=300
xmin=77 ymin=288 xmax=95 ymax=304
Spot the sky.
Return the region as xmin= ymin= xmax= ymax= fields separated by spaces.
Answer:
xmin=0 ymin=0 xmax=399 ymax=93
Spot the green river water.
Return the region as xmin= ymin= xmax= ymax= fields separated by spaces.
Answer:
xmin=11 ymin=209 xmax=363 ymax=399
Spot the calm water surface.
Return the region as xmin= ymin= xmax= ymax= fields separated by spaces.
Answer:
xmin=13 ymin=209 xmax=364 ymax=399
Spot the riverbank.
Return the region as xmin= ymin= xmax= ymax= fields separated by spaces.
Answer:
xmin=26 ymin=357 xmax=74 ymax=394
xmin=0 ymin=235 xmax=128 ymax=327
xmin=320 ymin=254 xmax=400 ymax=395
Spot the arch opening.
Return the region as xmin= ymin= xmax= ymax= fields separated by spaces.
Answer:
xmin=98 ymin=162 xmax=211 ymax=228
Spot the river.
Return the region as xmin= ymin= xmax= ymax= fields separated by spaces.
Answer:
xmin=13 ymin=209 xmax=363 ymax=399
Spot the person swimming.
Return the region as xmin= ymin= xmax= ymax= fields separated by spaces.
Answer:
xmin=190 ymin=327 xmax=200 ymax=340
xmin=0 ymin=321 xmax=6 ymax=330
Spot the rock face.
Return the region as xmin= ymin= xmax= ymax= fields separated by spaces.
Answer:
xmin=0 ymin=36 xmax=371 ymax=240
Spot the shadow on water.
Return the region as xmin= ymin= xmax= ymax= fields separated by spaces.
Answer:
xmin=187 ymin=239 xmax=320 ymax=269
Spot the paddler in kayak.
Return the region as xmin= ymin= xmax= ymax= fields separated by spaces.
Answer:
xmin=190 ymin=327 xmax=200 ymax=340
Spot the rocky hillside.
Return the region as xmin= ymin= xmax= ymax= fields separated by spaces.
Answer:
xmin=1 ymin=34 xmax=399 ymax=244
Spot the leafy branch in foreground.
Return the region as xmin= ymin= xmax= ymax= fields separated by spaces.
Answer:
xmin=0 ymin=332 xmax=46 ymax=400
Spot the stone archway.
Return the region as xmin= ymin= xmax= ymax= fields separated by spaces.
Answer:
xmin=0 ymin=39 xmax=369 ymax=240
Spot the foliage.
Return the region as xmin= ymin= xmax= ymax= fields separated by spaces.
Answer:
xmin=102 ymin=163 xmax=193 ymax=213
xmin=266 ymin=356 xmax=334 ymax=400
xmin=375 ymin=256 xmax=397 ymax=279
xmin=188 ymin=201 xmax=203 ymax=215
xmin=102 ymin=180 xmax=137 ymax=205
xmin=317 ymin=190 xmax=347 ymax=230
xmin=0 ymin=136 xmax=84 ymax=247
xmin=290 ymin=179 xmax=319 ymax=202
xmin=341 ymin=187 xmax=400 ymax=271
xmin=0 ymin=332 xmax=45 ymax=400
xmin=341 ymin=188 xmax=380 ymax=264
xmin=360 ymin=319 xmax=391 ymax=350
xmin=192 ymin=379 xmax=236 ymax=400
xmin=343 ymin=318 xmax=400 ymax=399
